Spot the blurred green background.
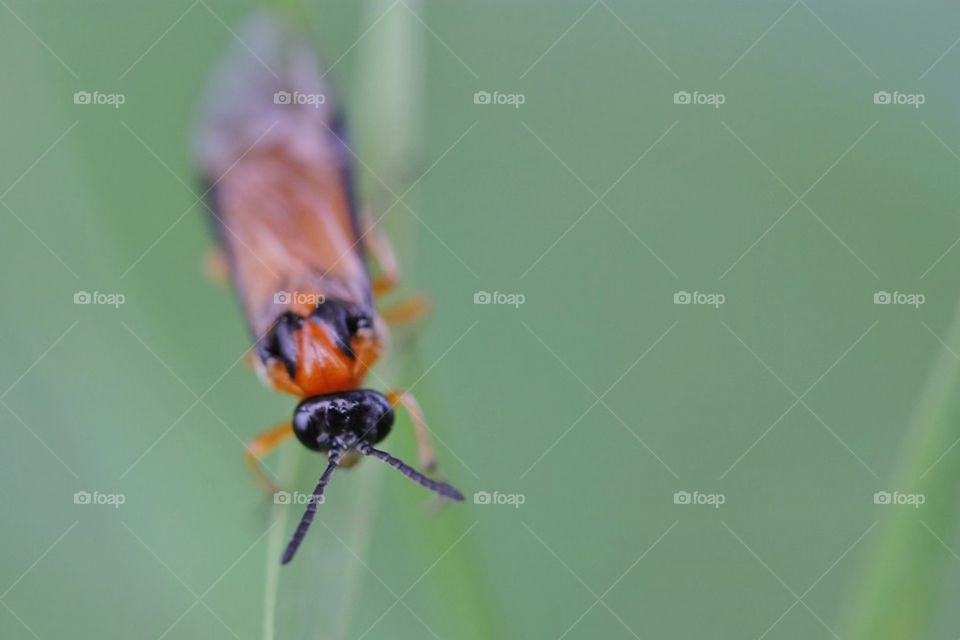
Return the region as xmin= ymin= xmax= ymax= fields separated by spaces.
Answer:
xmin=3 ymin=1 xmax=960 ymax=638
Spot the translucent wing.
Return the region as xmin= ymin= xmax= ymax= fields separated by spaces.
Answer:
xmin=193 ymin=13 xmax=372 ymax=339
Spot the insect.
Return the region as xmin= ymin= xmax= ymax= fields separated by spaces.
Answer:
xmin=194 ymin=14 xmax=463 ymax=565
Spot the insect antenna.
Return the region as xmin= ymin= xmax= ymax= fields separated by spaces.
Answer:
xmin=281 ymin=450 xmax=342 ymax=565
xmin=356 ymin=441 xmax=464 ymax=501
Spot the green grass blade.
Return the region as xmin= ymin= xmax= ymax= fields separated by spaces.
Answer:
xmin=842 ymin=303 xmax=960 ymax=638
xmin=258 ymin=2 xmax=498 ymax=638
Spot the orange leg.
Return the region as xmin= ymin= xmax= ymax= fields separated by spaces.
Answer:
xmin=380 ymin=294 xmax=431 ymax=329
xmin=245 ymin=421 xmax=293 ymax=493
xmin=386 ymin=390 xmax=437 ymax=473
xmin=203 ymin=246 xmax=230 ymax=287
xmin=361 ymin=210 xmax=431 ymax=327
xmin=362 ymin=208 xmax=399 ymax=297
xmin=373 ymin=273 xmax=398 ymax=297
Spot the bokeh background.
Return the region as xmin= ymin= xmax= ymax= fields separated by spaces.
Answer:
xmin=3 ymin=1 xmax=960 ymax=638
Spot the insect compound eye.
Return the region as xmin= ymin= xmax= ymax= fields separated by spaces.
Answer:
xmin=354 ymin=390 xmax=394 ymax=444
xmin=292 ymin=398 xmax=334 ymax=452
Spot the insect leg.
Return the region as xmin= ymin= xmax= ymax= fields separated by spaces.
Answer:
xmin=361 ymin=209 xmax=399 ymax=296
xmin=203 ymin=246 xmax=230 ymax=287
xmin=385 ymin=390 xmax=437 ymax=473
xmin=380 ymin=294 xmax=431 ymax=328
xmin=245 ymin=421 xmax=293 ymax=493
xmin=360 ymin=209 xmax=431 ymax=327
